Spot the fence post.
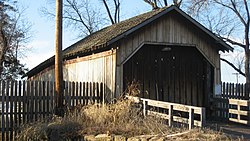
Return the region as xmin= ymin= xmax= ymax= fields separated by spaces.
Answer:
xmin=237 ymin=101 xmax=241 ymax=121
xmin=143 ymin=100 xmax=148 ymax=117
xmin=248 ymin=101 xmax=250 ymax=125
xmin=201 ymin=107 xmax=206 ymax=127
xmin=1 ymin=81 xmax=5 ymax=140
xmin=168 ymin=105 xmax=173 ymax=127
xmin=189 ymin=108 xmax=194 ymax=130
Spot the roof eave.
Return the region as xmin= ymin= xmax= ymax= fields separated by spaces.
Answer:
xmin=108 ymin=5 xmax=233 ymax=52
xmin=172 ymin=7 xmax=233 ymax=52
xmin=108 ymin=6 xmax=176 ymax=46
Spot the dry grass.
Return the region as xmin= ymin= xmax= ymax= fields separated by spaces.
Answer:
xmin=16 ymin=97 xmax=238 ymax=141
xmin=16 ymin=82 xmax=237 ymax=140
xmin=16 ymin=98 xmax=178 ymax=140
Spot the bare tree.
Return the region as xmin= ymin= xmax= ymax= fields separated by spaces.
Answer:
xmin=100 ymin=0 xmax=121 ymax=24
xmin=41 ymin=0 xmax=103 ymax=37
xmin=0 ymin=0 xmax=31 ymax=80
xmin=143 ymin=0 xmax=182 ymax=9
xmin=186 ymin=0 xmax=250 ymax=83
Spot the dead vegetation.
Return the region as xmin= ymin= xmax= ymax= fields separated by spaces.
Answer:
xmin=16 ymin=82 xmax=238 ymax=140
xmin=16 ymin=97 xmax=238 ymax=140
xmin=16 ymin=98 xmax=178 ymax=140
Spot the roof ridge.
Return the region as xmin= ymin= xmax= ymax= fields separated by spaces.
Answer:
xmin=63 ymin=6 xmax=169 ymax=57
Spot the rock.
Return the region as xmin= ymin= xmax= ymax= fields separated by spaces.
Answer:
xmin=95 ymin=134 xmax=113 ymax=141
xmin=114 ymin=135 xmax=127 ymax=141
xmin=48 ymin=129 xmax=63 ymax=141
xmin=127 ymin=137 xmax=141 ymax=141
xmin=149 ymin=136 xmax=166 ymax=141
xmin=136 ymin=135 xmax=154 ymax=141
xmin=84 ymin=135 xmax=96 ymax=141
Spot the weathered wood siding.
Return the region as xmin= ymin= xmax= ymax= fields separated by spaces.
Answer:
xmin=116 ymin=11 xmax=221 ymax=95
xmin=30 ymin=50 xmax=116 ymax=101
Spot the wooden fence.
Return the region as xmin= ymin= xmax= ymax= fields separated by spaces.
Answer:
xmin=212 ymin=82 xmax=250 ymax=125
xmin=221 ymin=82 xmax=250 ymax=100
xmin=0 ymin=80 xmax=104 ymax=141
xmin=212 ymin=98 xmax=250 ymax=125
xmin=127 ymin=96 xmax=205 ymax=129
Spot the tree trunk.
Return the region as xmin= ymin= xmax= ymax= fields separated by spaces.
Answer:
xmin=245 ymin=50 xmax=250 ymax=83
xmin=0 ymin=27 xmax=7 ymax=77
xmin=245 ymin=20 xmax=250 ymax=83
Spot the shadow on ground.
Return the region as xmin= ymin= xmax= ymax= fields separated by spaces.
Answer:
xmin=206 ymin=120 xmax=250 ymax=140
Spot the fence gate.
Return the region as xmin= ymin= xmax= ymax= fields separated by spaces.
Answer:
xmin=212 ymin=82 xmax=250 ymax=125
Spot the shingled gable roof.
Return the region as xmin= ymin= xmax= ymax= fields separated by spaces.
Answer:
xmin=24 ymin=5 xmax=233 ymax=78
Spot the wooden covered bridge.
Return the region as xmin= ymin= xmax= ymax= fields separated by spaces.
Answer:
xmin=22 ymin=5 xmax=249 ymax=126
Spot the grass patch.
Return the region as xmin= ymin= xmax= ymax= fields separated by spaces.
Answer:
xmin=16 ymin=97 xmax=238 ymax=141
xmin=16 ymin=97 xmax=179 ymax=140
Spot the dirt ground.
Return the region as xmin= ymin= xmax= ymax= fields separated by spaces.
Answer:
xmin=207 ymin=120 xmax=250 ymax=140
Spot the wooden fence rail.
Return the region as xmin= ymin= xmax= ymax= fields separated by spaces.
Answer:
xmin=212 ymin=98 xmax=250 ymax=125
xmin=212 ymin=82 xmax=250 ymax=125
xmin=0 ymin=80 xmax=104 ymax=141
xmin=127 ymin=96 xmax=205 ymax=129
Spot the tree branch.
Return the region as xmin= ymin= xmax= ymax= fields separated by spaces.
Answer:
xmin=215 ymin=0 xmax=246 ymax=26
xmin=220 ymin=37 xmax=245 ymax=48
xmin=65 ymin=0 xmax=92 ymax=34
xmin=244 ymin=0 xmax=250 ymax=21
xmin=143 ymin=0 xmax=159 ymax=9
xmin=221 ymin=58 xmax=245 ymax=77
xmin=163 ymin=0 xmax=167 ymax=6
xmin=102 ymin=0 xmax=115 ymax=24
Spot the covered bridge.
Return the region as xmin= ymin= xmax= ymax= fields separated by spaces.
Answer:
xmin=24 ymin=5 xmax=233 ymax=112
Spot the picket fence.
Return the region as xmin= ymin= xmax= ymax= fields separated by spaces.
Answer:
xmin=0 ymin=80 xmax=104 ymax=141
xmin=221 ymin=82 xmax=250 ymax=100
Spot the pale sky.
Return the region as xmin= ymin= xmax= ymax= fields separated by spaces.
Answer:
xmin=20 ymin=0 xmax=151 ymax=69
xmin=19 ymin=0 xmax=245 ymax=83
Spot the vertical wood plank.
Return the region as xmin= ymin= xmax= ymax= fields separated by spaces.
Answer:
xmin=13 ymin=81 xmax=18 ymax=137
xmin=9 ymin=81 xmax=14 ymax=140
xmin=1 ymin=81 xmax=5 ymax=140
xmin=46 ymin=81 xmax=50 ymax=117
xmin=75 ymin=82 xmax=79 ymax=106
xmin=93 ymin=82 xmax=96 ymax=103
xmin=22 ymin=81 xmax=27 ymax=124
xmin=201 ymin=107 xmax=206 ymax=127
xmin=96 ymin=82 xmax=100 ymax=103
xmin=168 ymin=105 xmax=173 ymax=127
xmin=64 ymin=81 xmax=69 ymax=107
xmin=83 ymin=82 xmax=86 ymax=105
xmin=72 ymin=82 xmax=75 ymax=107
xmin=86 ymin=82 xmax=89 ymax=105
xmin=51 ymin=81 xmax=55 ymax=115
xmin=42 ymin=81 xmax=46 ymax=120
xmin=143 ymin=100 xmax=148 ymax=117
xmin=237 ymin=102 xmax=240 ymax=121
xmin=34 ymin=81 xmax=38 ymax=121
xmin=18 ymin=81 xmax=22 ymax=129
xmin=100 ymin=83 xmax=104 ymax=105
xmin=189 ymin=108 xmax=194 ymax=130
xmin=5 ymin=81 xmax=9 ymax=141
xmin=241 ymin=84 xmax=244 ymax=99
xmin=79 ymin=82 xmax=82 ymax=105
xmin=89 ymin=82 xmax=92 ymax=104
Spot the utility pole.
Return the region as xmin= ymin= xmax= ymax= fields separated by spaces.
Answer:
xmin=232 ymin=73 xmax=239 ymax=84
xmin=55 ymin=0 xmax=64 ymax=116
